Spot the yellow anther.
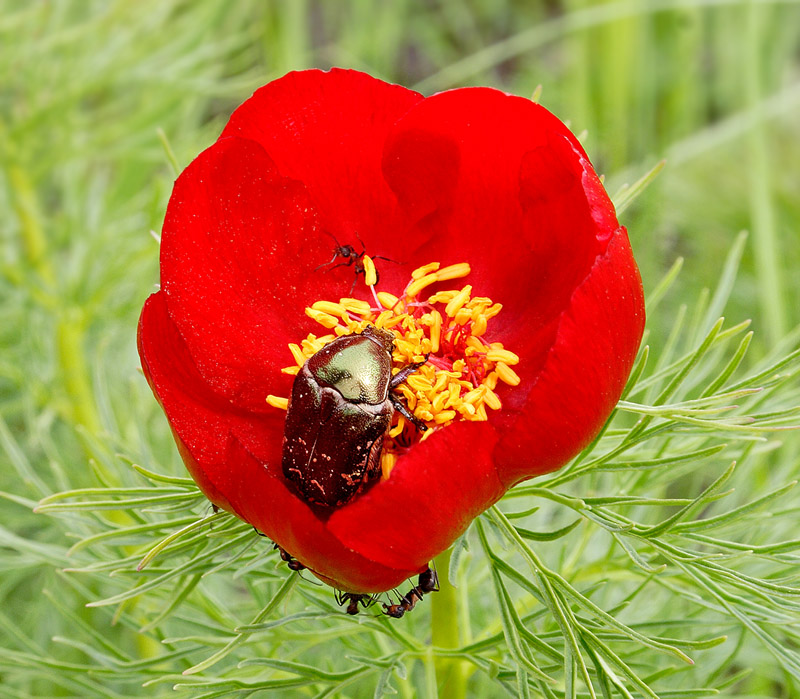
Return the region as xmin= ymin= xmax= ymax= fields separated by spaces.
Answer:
xmin=334 ymin=324 xmax=354 ymax=336
xmin=466 ymin=336 xmax=484 ymax=352
xmin=486 ymin=348 xmax=520 ymax=365
xmin=483 ymin=388 xmax=502 ymax=411
xmin=444 ymin=285 xmax=472 ymax=317
xmin=266 ymin=395 xmax=288 ymax=410
xmin=471 ymin=315 xmax=488 ymax=337
xmin=406 ymin=273 xmax=438 ymax=298
xmin=433 ymin=410 xmax=457 ymax=424
xmin=288 ymin=343 xmax=306 ymax=366
xmin=407 ymin=374 xmax=432 ymax=393
xmin=412 ymin=262 xmax=440 ymax=279
xmin=446 ymin=382 xmax=461 ymax=405
xmin=485 ymin=303 xmax=503 ymax=319
xmin=281 ymin=366 xmax=300 ymax=375
xmin=463 ymin=387 xmax=483 ymax=405
xmin=454 ymin=307 xmax=472 ymax=325
xmin=435 ymin=371 xmax=450 ymax=393
xmin=389 ymin=415 xmax=406 ymax=438
xmin=311 ymin=300 xmax=347 ymax=318
xmin=398 ymin=384 xmax=416 ymax=408
xmin=435 ymin=263 xmax=471 ymax=281
xmin=340 ymin=297 xmax=372 ymax=314
xmin=306 ymin=308 xmax=340 ymax=329
xmin=362 ymin=255 xmax=378 ymax=286
xmin=380 ymin=314 xmax=406 ymax=329
xmin=432 ymin=391 xmax=449 ymax=413
xmin=483 ymin=371 xmax=499 ymax=390
xmin=381 ymin=452 xmax=397 ymax=481
xmin=428 ymin=290 xmax=458 ymax=304
xmin=496 ymin=362 xmax=521 ymax=386
xmin=377 ymin=291 xmax=399 ymax=309
xmin=429 ymin=310 xmax=442 ymax=353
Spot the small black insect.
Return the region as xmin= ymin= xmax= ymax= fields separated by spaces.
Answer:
xmin=281 ymin=325 xmax=428 ymax=507
xmin=315 ymin=231 xmax=395 ymax=293
xmin=383 ymin=566 xmax=440 ymax=619
xmin=335 ymin=590 xmax=379 ymax=615
xmin=274 ymin=543 xmax=306 ymax=571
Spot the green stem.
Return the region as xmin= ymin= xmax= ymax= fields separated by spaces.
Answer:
xmin=431 ymin=548 xmax=467 ymax=698
xmin=744 ymin=0 xmax=786 ymax=344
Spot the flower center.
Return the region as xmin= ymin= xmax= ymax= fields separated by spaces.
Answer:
xmin=267 ymin=258 xmax=520 ymax=480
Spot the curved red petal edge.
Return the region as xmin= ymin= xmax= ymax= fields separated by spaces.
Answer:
xmin=327 ymin=421 xmax=504 ymax=572
xmin=140 ymin=68 xmax=646 ymax=594
xmin=220 ymin=68 xmax=426 ymax=262
xmin=493 ymin=226 xmax=645 ymax=484
xmin=139 ymin=291 xmax=421 ymax=591
xmin=379 ymin=87 xmax=616 ymax=372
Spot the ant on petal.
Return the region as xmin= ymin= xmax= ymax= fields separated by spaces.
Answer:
xmin=383 ymin=565 xmax=439 ymax=619
xmin=315 ymin=231 xmax=396 ymax=294
xmin=335 ymin=590 xmax=379 ymax=615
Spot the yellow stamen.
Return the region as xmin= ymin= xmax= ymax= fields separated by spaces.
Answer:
xmin=486 ymin=348 xmax=520 ymax=365
xmin=340 ymin=297 xmax=372 ymax=315
xmin=377 ymin=291 xmax=399 ymax=309
xmin=288 ymin=343 xmax=306 ymax=366
xmin=435 ymin=263 xmax=471 ymax=281
xmin=471 ymin=315 xmax=488 ymax=337
xmin=381 ymin=451 xmax=397 ymax=481
xmin=406 ymin=273 xmax=438 ymax=299
xmin=311 ymin=300 xmax=347 ymax=318
xmin=362 ymin=255 xmax=378 ymax=286
xmin=434 ymin=409 xmax=457 ymax=424
xmin=266 ymin=395 xmax=288 ymax=410
xmin=445 ymin=285 xmax=473 ymax=318
xmin=389 ymin=416 xmax=406 ymax=438
xmin=483 ymin=387 xmax=502 ymax=411
xmin=496 ymin=362 xmax=521 ymax=386
xmin=268 ymin=258 xmax=523 ymax=483
xmin=412 ymin=262 xmax=440 ymax=279
xmin=305 ymin=308 xmax=340 ymax=329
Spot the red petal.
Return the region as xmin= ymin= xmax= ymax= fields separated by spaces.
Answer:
xmin=221 ymin=68 xmax=425 ymax=263
xmin=381 ymin=87 xmax=611 ymax=374
xmin=492 ymin=227 xmax=645 ymax=485
xmin=139 ymin=292 xmax=423 ymax=592
xmin=326 ymin=421 xmax=504 ymax=571
xmin=160 ymin=136 xmax=347 ymax=412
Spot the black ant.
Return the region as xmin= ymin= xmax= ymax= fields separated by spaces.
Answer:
xmin=334 ymin=590 xmax=379 ymax=615
xmin=383 ymin=565 xmax=439 ymax=619
xmin=315 ymin=231 xmax=395 ymax=293
xmin=274 ymin=543 xmax=306 ymax=571
xmin=256 ymin=535 xmax=307 ymax=571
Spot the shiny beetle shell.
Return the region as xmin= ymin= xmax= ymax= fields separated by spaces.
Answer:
xmin=281 ymin=325 xmax=425 ymax=507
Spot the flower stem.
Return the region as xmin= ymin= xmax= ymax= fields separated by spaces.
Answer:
xmin=431 ymin=548 xmax=467 ymax=698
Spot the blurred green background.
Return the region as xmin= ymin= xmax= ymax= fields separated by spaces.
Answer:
xmin=2 ymin=0 xmax=800 ymax=696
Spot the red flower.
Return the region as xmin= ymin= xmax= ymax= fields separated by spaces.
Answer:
xmin=138 ymin=69 xmax=645 ymax=593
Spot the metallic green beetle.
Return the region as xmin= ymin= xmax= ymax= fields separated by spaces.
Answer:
xmin=281 ymin=325 xmax=427 ymax=507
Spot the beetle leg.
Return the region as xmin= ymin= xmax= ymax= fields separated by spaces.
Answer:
xmin=390 ymin=394 xmax=428 ymax=432
xmin=389 ymin=356 xmax=429 ymax=389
